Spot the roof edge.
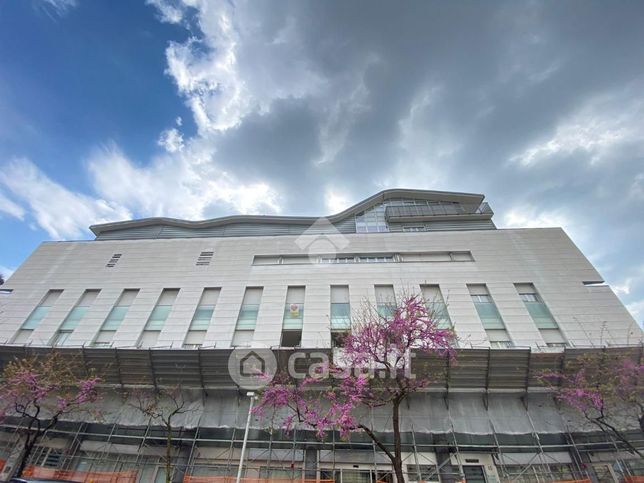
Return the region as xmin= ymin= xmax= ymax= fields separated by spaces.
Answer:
xmin=90 ymin=188 xmax=485 ymax=236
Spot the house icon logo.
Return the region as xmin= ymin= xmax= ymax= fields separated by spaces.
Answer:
xmin=295 ymin=217 xmax=350 ymax=264
xmin=228 ymin=346 xmax=277 ymax=389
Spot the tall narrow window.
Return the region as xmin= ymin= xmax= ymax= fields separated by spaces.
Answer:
xmin=138 ymin=289 xmax=179 ymax=349
xmin=93 ymin=289 xmax=139 ymax=347
xmin=330 ymin=286 xmax=351 ymax=347
xmin=468 ymin=285 xmax=513 ymax=348
xmin=232 ymin=287 xmax=262 ymax=347
xmin=375 ymin=285 xmax=396 ymax=319
xmin=516 ymin=283 xmax=567 ymax=348
xmin=281 ymin=286 xmax=304 ymax=347
xmin=13 ymin=290 xmax=63 ymax=344
xmin=183 ymin=288 xmax=220 ymax=349
xmin=420 ymin=285 xmax=452 ymax=329
xmin=52 ymin=290 xmax=100 ymax=346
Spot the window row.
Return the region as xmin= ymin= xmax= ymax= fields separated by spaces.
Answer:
xmin=11 ymin=282 xmax=565 ymax=349
xmin=253 ymin=250 xmax=473 ymax=265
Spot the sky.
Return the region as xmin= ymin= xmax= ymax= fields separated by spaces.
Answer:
xmin=0 ymin=0 xmax=643 ymax=322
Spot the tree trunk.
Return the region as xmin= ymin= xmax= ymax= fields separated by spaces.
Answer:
xmin=166 ymin=422 xmax=172 ymax=483
xmin=391 ymin=399 xmax=405 ymax=483
xmin=16 ymin=432 xmax=37 ymax=478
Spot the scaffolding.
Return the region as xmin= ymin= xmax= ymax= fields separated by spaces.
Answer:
xmin=0 ymin=346 xmax=642 ymax=483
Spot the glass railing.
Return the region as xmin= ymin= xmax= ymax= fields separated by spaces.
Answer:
xmin=385 ymin=202 xmax=493 ymax=219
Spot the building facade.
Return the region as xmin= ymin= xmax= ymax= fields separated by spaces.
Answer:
xmin=0 ymin=189 xmax=641 ymax=482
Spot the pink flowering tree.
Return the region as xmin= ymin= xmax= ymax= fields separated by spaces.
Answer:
xmin=541 ymin=351 xmax=643 ymax=458
xmin=254 ymin=295 xmax=456 ymax=483
xmin=0 ymin=352 xmax=100 ymax=477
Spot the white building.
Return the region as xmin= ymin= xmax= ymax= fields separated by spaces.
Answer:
xmin=0 ymin=189 xmax=641 ymax=482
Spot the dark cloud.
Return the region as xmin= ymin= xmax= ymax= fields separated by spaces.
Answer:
xmin=172 ymin=0 xmax=644 ymax=317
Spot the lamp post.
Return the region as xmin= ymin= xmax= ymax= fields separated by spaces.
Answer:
xmin=236 ymin=391 xmax=256 ymax=483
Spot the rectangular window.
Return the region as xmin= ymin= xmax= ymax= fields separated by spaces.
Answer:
xmin=52 ymin=290 xmax=100 ymax=346
xmin=375 ymin=285 xmax=396 ymax=319
xmin=138 ymin=289 xmax=179 ymax=349
xmin=183 ymin=288 xmax=220 ymax=349
xmin=281 ymin=286 xmax=304 ymax=347
xmin=420 ymin=285 xmax=451 ymax=329
xmin=330 ymin=286 xmax=351 ymax=330
xmin=13 ymin=290 xmax=63 ymax=344
xmin=406 ymin=465 xmax=439 ymax=482
xmin=282 ymin=286 xmax=305 ymax=329
xmin=359 ymin=255 xmax=394 ymax=263
xmin=232 ymin=287 xmax=263 ymax=347
xmin=516 ymin=283 xmax=567 ymax=348
xmin=468 ymin=285 xmax=513 ymax=348
xmin=93 ymin=289 xmax=138 ymax=347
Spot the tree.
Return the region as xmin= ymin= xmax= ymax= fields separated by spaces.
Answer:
xmin=540 ymin=350 xmax=643 ymax=458
xmin=254 ymin=295 xmax=456 ymax=483
xmin=130 ymin=386 xmax=193 ymax=483
xmin=0 ymin=351 xmax=100 ymax=477
xmin=0 ymin=273 xmax=4 ymax=286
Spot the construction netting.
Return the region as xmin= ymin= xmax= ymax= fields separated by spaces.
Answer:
xmin=183 ymin=478 xmax=335 ymax=483
xmin=23 ymin=465 xmax=138 ymax=482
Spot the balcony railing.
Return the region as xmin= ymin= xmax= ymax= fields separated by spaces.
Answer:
xmin=385 ymin=202 xmax=493 ymax=220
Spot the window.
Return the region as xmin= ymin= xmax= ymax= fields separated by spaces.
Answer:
xmin=406 ymin=464 xmax=439 ymax=482
xmin=281 ymin=286 xmax=304 ymax=347
xmin=330 ymin=286 xmax=351 ymax=330
xmin=138 ymin=289 xmax=179 ymax=348
xmin=93 ymin=289 xmax=139 ymax=347
xmin=421 ymin=285 xmax=451 ymax=329
xmin=375 ymin=285 xmax=396 ymax=319
xmin=13 ymin=290 xmax=63 ymax=344
xmin=359 ymin=255 xmax=395 ymax=263
xmin=183 ymin=288 xmax=219 ymax=349
xmin=516 ymin=283 xmax=567 ymax=347
xmin=402 ymin=226 xmax=426 ymax=232
xmin=52 ymin=290 xmax=100 ymax=346
xmin=232 ymin=287 xmax=263 ymax=347
xmin=468 ymin=285 xmax=513 ymax=348
xmin=321 ymin=256 xmax=356 ymax=264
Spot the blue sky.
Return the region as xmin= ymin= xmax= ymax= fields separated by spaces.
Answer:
xmin=0 ymin=0 xmax=643 ymax=323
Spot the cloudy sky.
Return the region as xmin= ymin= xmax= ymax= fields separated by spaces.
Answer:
xmin=0 ymin=0 xmax=643 ymax=321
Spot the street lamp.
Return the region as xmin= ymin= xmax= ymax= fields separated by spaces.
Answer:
xmin=236 ymin=391 xmax=256 ymax=483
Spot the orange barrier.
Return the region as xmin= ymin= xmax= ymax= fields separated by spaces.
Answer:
xmin=0 ymin=458 xmax=5 ymax=472
xmin=184 ymin=478 xmax=335 ymax=483
xmin=624 ymin=477 xmax=644 ymax=483
xmin=23 ymin=465 xmax=137 ymax=482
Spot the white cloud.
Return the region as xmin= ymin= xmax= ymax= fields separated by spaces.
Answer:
xmin=500 ymin=205 xmax=589 ymax=249
xmin=0 ymin=190 xmax=25 ymax=219
xmin=0 ymin=158 xmax=131 ymax=239
xmin=511 ymin=91 xmax=644 ymax=167
xmin=158 ymin=128 xmax=185 ymax=153
xmin=324 ymin=190 xmax=353 ymax=214
xmin=145 ymin=0 xmax=187 ymax=24
xmin=161 ymin=1 xmax=325 ymax=134
xmin=626 ymin=300 xmax=644 ymax=324
xmin=87 ymin=143 xmax=281 ymax=219
xmin=38 ymin=0 xmax=77 ymax=16
xmin=0 ymin=265 xmax=15 ymax=280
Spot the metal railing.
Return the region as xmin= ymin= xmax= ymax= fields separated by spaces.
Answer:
xmin=385 ymin=202 xmax=493 ymax=219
